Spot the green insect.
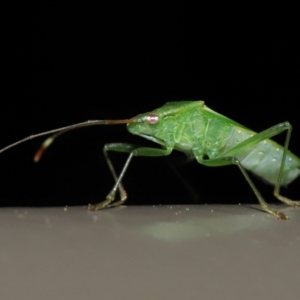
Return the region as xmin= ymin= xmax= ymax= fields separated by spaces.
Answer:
xmin=1 ymin=101 xmax=299 ymax=219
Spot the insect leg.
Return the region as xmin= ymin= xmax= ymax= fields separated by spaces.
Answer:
xmin=223 ymin=122 xmax=291 ymax=157
xmin=196 ymin=156 xmax=288 ymax=220
xmin=88 ymin=143 xmax=137 ymax=210
xmin=272 ymin=125 xmax=299 ymax=207
xmin=88 ymin=144 xmax=172 ymax=211
xmin=223 ymin=121 xmax=299 ymax=208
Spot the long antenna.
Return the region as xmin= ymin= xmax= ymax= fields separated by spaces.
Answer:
xmin=0 ymin=119 xmax=136 ymax=161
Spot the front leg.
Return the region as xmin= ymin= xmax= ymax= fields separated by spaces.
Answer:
xmin=88 ymin=143 xmax=172 ymax=210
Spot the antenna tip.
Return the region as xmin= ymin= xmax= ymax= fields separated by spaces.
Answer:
xmin=33 ymin=149 xmax=43 ymax=162
xmin=33 ymin=137 xmax=54 ymax=162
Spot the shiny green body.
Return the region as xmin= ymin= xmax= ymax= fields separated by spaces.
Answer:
xmin=128 ymin=101 xmax=300 ymax=186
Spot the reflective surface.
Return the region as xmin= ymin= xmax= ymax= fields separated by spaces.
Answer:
xmin=1 ymin=205 xmax=299 ymax=299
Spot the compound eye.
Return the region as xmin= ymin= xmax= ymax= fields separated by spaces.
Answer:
xmin=146 ymin=113 xmax=159 ymax=125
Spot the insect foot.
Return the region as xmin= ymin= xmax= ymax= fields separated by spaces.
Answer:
xmin=293 ymin=201 xmax=300 ymax=207
xmin=88 ymin=199 xmax=111 ymax=211
xmin=277 ymin=212 xmax=289 ymax=220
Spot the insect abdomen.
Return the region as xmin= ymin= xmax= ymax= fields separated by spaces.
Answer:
xmin=202 ymin=118 xmax=300 ymax=186
xmin=236 ymin=138 xmax=300 ymax=186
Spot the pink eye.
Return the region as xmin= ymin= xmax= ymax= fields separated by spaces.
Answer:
xmin=146 ymin=113 xmax=159 ymax=125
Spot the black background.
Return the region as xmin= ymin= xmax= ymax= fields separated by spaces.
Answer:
xmin=1 ymin=3 xmax=299 ymax=207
